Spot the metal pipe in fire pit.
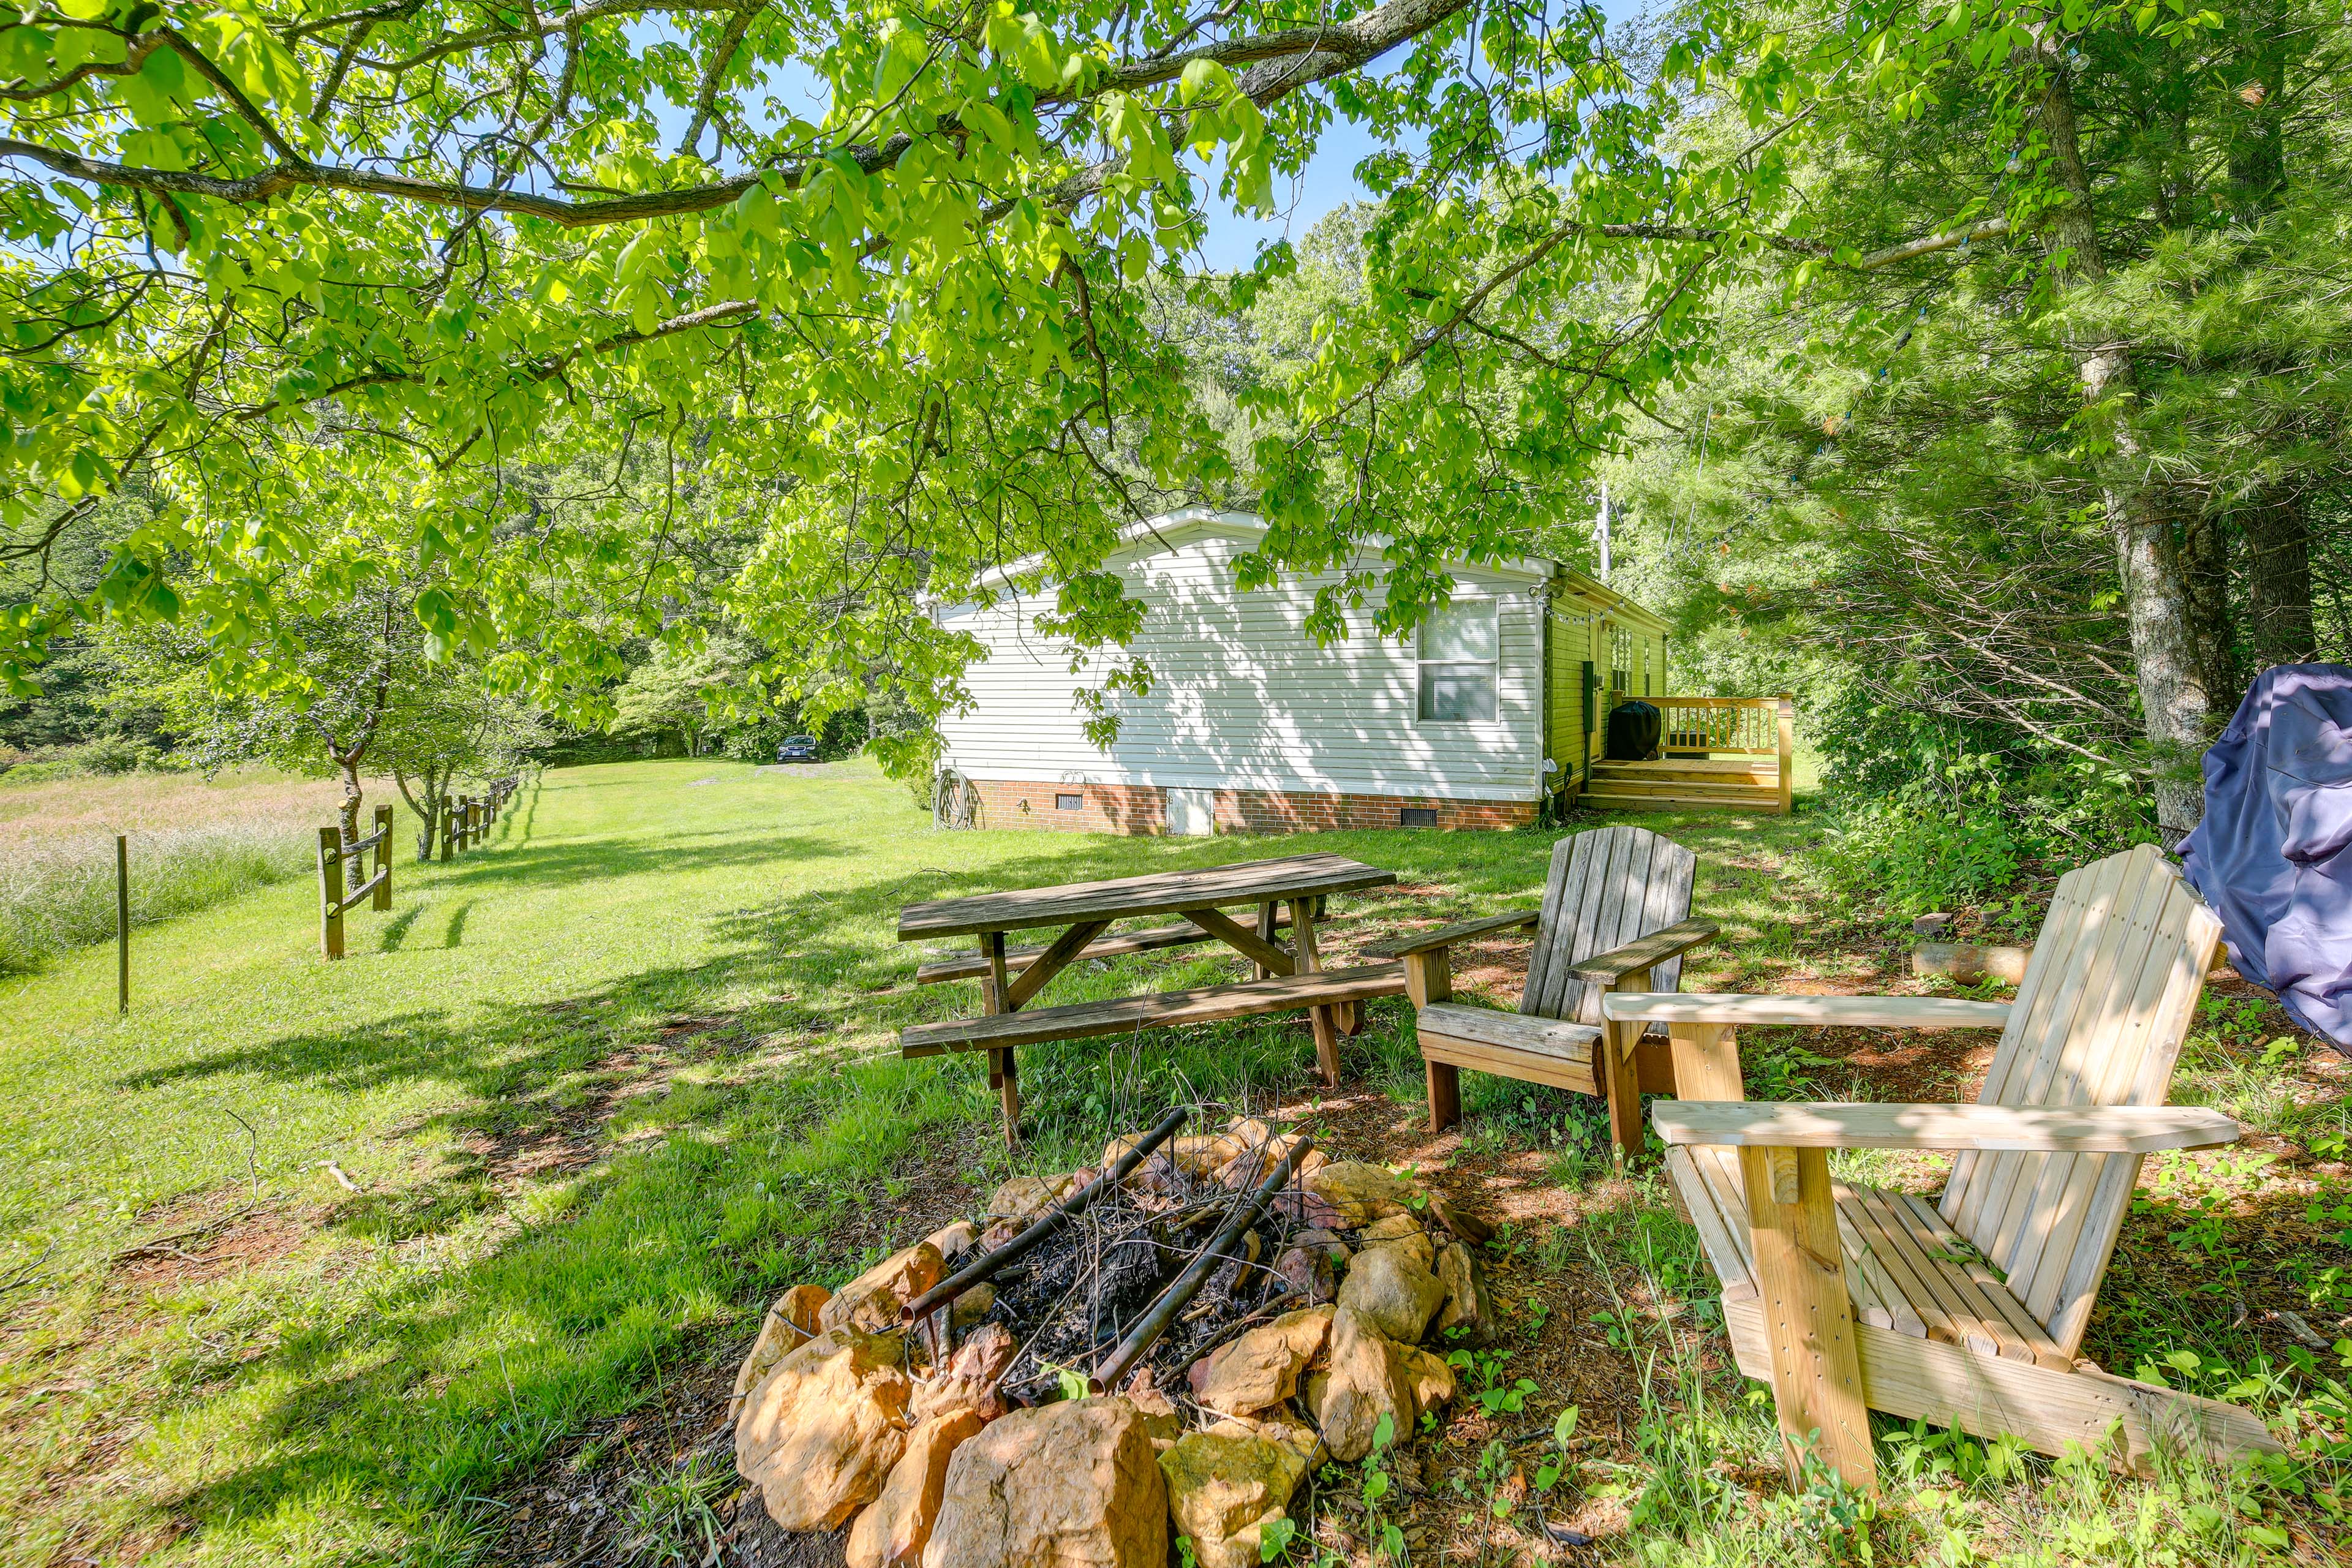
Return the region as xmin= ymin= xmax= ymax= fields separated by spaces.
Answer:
xmin=1085 ymin=1134 xmax=1314 ymax=1396
xmin=900 ymin=1104 xmax=1191 ymax=1327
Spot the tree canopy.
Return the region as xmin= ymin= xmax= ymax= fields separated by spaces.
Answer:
xmin=5 ymin=0 xmax=2300 ymax=821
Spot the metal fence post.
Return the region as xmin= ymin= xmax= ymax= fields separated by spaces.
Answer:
xmin=116 ymin=834 xmax=129 ymax=1014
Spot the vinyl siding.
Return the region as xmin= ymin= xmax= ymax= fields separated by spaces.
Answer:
xmin=936 ymin=525 xmax=1548 ymax=802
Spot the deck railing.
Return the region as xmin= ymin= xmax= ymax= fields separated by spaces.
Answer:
xmin=1654 ymin=695 xmax=1787 ymax=756
xmin=1650 ymin=694 xmax=1796 ymax=813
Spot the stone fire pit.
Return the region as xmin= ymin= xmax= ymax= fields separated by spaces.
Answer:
xmin=728 ymin=1115 xmax=1496 ymax=1568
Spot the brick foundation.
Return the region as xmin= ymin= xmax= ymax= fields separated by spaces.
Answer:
xmin=956 ymin=779 xmax=1537 ymax=835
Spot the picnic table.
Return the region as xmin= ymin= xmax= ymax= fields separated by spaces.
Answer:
xmin=899 ymin=852 xmax=1405 ymax=1140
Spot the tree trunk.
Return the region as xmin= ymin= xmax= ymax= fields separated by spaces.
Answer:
xmin=2037 ymin=47 xmax=2214 ymax=840
xmin=2184 ymin=511 xmax=2238 ymax=709
xmin=336 ymin=749 xmax=365 ymax=850
xmin=394 ymin=763 xmax=445 ymax=861
xmin=2243 ymin=486 xmax=2317 ymax=670
xmin=2225 ymin=4 xmax=2288 ymax=221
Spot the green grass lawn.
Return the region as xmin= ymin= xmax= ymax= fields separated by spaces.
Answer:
xmin=0 ymin=758 xmax=2342 ymax=1567
xmin=0 ymin=757 xmax=1633 ymax=1566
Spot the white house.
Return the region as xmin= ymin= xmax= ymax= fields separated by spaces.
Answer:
xmin=930 ymin=510 xmax=1670 ymax=835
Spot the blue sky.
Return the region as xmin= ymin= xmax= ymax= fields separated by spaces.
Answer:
xmin=655 ymin=1 xmax=1644 ymax=273
xmin=1183 ymin=0 xmax=1646 ymax=269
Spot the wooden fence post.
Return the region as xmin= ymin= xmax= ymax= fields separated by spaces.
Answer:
xmin=115 ymin=833 xmax=129 ymax=1015
xmin=318 ymin=826 xmax=345 ymax=960
xmin=1776 ymin=695 xmax=1796 ymax=814
xmin=439 ymin=801 xmax=454 ymax=861
xmin=373 ymin=804 xmax=394 ymax=910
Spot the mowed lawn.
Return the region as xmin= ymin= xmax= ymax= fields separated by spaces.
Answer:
xmin=5 ymin=758 xmax=2342 ymax=1567
xmin=0 ymin=758 xmax=1826 ymax=1566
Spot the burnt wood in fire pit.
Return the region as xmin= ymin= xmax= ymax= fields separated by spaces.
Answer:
xmin=962 ymin=1128 xmax=1322 ymax=1408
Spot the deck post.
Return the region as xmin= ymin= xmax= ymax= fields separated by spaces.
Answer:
xmin=1740 ymin=1142 xmax=1876 ymax=1494
xmin=1290 ymin=897 xmax=1341 ymax=1086
xmin=1776 ymin=695 xmax=1796 ymax=814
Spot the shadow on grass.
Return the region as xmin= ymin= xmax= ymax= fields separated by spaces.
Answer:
xmin=419 ymin=826 xmax=850 ymax=892
xmin=91 ymin=803 xmax=1882 ymax=1565
xmin=378 ymin=903 xmax=426 ymax=953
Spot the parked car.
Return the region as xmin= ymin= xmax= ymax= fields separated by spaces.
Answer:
xmin=775 ymin=735 xmax=820 ymax=763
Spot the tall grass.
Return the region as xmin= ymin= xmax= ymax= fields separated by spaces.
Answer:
xmin=0 ymin=822 xmax=316 ymax=972
xmin=0 ymin=767 xmax=388 ymax=973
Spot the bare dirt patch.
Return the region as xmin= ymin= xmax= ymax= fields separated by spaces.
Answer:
xmin=110 ymin=1191 xmax=320 ymax=1292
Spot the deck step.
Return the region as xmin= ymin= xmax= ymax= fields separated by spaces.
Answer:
xmin=900 ymin=965 xmax=1408 ymax=1056
xmin=1592 ymin=765 xmax=1778 ymax=785
xmin=1585 ymin=775 xmax=1777 ymax=797
xmin=1581 ymin=790 xmax=1786 ymax=813
xmin=1595 ymin=756 xmax=1779 ymax=775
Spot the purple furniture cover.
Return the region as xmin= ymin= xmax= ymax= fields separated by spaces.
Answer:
xmin=2179 ymin=663 xmax=2352 ymax=1048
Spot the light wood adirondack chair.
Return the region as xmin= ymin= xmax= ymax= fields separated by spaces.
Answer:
xmin=1610 ymin=843 xmax=2282 ymax=1490
xmin=1376 ymin=825 xmax=1717 ymax=1160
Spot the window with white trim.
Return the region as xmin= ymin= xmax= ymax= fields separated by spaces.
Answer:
xmin=1417 ymin=598 xmax=1498 ymax=722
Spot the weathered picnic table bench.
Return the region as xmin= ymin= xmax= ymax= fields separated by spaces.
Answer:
xmin=899 ymin=853 xmax=1403 ymax=1140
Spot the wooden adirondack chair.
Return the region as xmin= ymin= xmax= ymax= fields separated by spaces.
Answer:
xmin=1376 ymin=824 xmax=1717 ymax=1160
xmin=1608 ymin=843 xmax=2282 ymax=1490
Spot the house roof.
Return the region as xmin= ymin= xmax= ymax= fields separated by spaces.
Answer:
xmin=966 ymin=507 xmax=1558 ymax=594
xmin=952 ymin=508 xmax=1671 ymax=635
xmin=1553 ymin=568 xmax=1672 ymax=636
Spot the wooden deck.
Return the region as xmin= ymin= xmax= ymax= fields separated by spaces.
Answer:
xmin=1577 ymin=695 xmax=1796 ymax=813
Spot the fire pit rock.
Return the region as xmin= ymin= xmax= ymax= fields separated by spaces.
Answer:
xmin=728 ymin=1283 xmax=833 ymax=1423
xmin=986 ymin=1169 xmax=1098 ymax=1224
xmin=1189 ymin=1306 xmax=1333 ymax=1416
xmin=736 ymin=1325 xmax=914 ymax=1531
xmin=1333 ymin=1239 xmax=1444 ymax=1343
xmin=922 ymin=1397 xmax=1168 ymax=1568
xmin=846 ymin=1408 xmax=986 ymax=1568
xmin=1292 ymin=1161 xmax=1414 ymax=1229
xmin=822 ymin=1243 xmax=948 ymax=1335
xmin=1158 ymin=1421 xmax=1312 ymax=1568
xmin=911 ymin=1321 xmax=1018 ymax=1425
xmin=1433 ymin=1240 xmax=1494 ymax=1341
xmin=728 ymin=1113 xmax=1501 ymax=1561
xmin=925 ymin=1219 xmax=981 ymax=1261
xmin=1303 ymin=1306 xmax=1434 ymax=1462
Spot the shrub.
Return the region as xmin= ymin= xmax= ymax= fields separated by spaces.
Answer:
xmin=1816 ymin=742 xmax=2155 ymax=922
xmin=1817 ymin=789 xmax=2022 ymax=921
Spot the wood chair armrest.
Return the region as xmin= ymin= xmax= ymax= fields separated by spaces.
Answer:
xmin=1366 ymin=908 xmax=1541 ymax=958
xmin=1601 ymin=993 xmax=2013 ymax=1029
xmin=1569 ymin=917 xmax=1720 ymax=985
xmin=1652 ymin=1100 xmax=2242 ymax=1154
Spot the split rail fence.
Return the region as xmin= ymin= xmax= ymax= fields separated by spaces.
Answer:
xmin=317 ymin=776 xmax=519 ymax=959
